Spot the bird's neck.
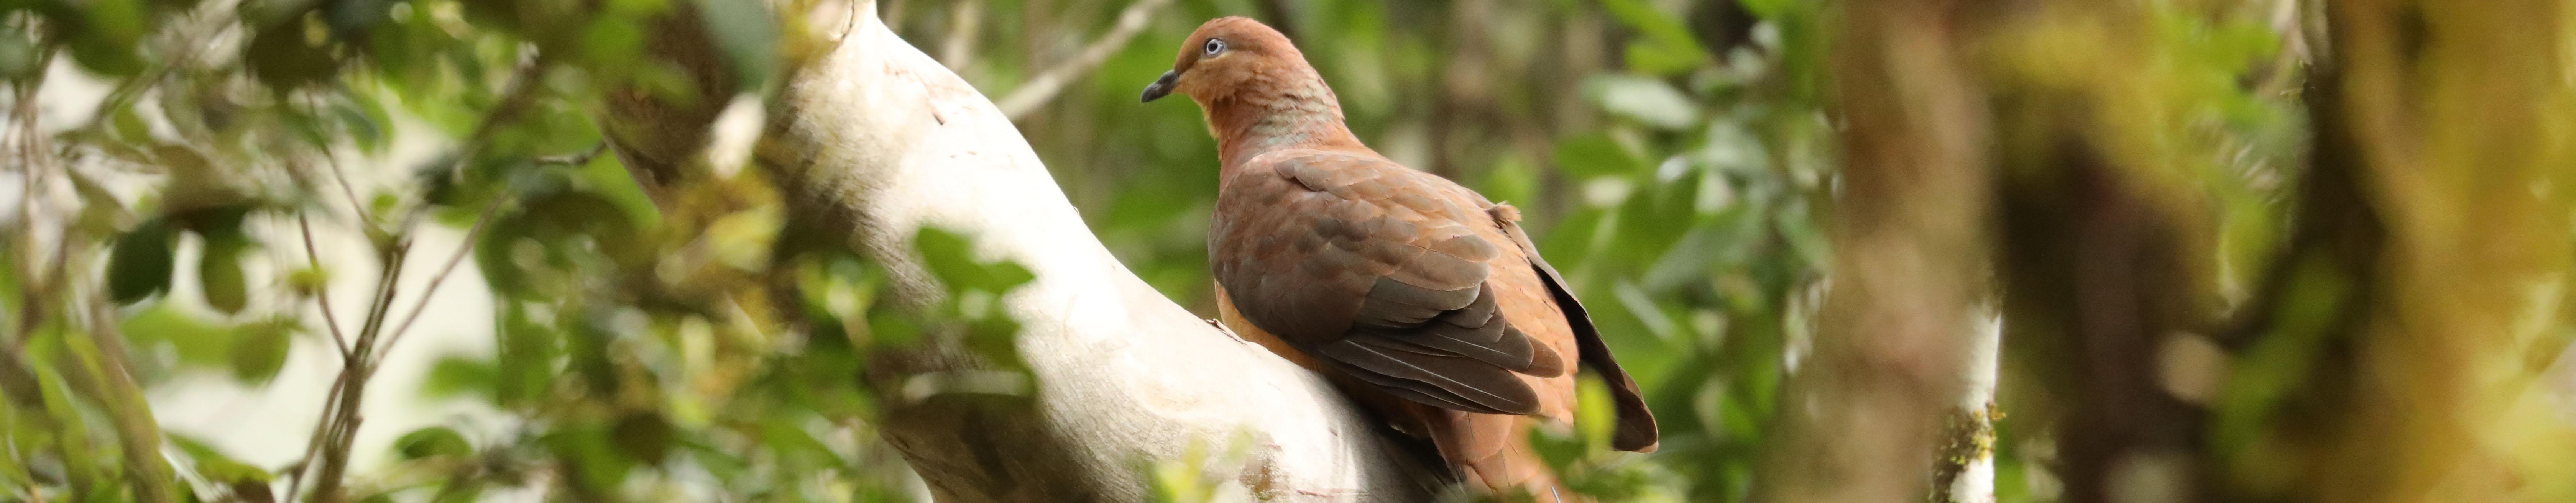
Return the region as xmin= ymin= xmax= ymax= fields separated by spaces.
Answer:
xmin=1204 ymin=79 xmax=1362 ymax=175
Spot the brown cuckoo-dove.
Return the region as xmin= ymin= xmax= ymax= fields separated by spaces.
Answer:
xmin=1142 ymin=16 xmax=1658 ymax=501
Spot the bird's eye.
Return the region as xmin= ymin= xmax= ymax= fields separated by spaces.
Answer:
xmin=1203 ymin=38 xmax=1227 ymax=56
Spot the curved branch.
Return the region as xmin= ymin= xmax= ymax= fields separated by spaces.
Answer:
xmin=601 ymin=3 xmax=1438 ymax=501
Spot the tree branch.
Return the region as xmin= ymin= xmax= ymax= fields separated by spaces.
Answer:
xmin=993 ymin=0 xmax=1176 ymax=120
xmin=298 ymin=213 xmax=356 ymax=360
xmin=601 ymin=3 xmax=1438 ymax=501
xmin=376 ymin=193 xmax=509 ymax=360
xmin=294 ymin=48 xmax=550 ymax=503
xmin=936 ymin=0 xmax=983 ymax=69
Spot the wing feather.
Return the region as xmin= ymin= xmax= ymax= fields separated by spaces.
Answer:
xmin=1212 ymin=150 xmax=1557 ymax=415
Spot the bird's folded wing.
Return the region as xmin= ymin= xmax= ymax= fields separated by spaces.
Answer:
xmin=1212 ymin=150 xmax=1559 ymax=415
xmin=1492 ymin=208 xmax=1661 ymax=452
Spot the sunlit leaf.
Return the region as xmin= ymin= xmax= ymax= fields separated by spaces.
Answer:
xmin=122 ymin=305 xmax=235 ymax=369
xmin=169 ymin=434 xmax=271 ymax=485
xmin=111 ymin=103 xmax=153 ymax=143
xmin=913 ymin=227 xmax=1035 ymax=294
xmin=1585 ymin=75 xmax=1700 ymax=129
xmin=197 ymin=232 xmax=250 ymax=314
xmin=1600 ymin=0 xmax=1709 ymax=75
xmin=1553 ymin=133 xmax=1646 ymax=179
xmin=228 ymin=318 xmax=291 ymax=383
xmin=1476 ymin=154 xmax=1540 ymax=210
xmin=423 ymin=356 xmax=498 ymax=400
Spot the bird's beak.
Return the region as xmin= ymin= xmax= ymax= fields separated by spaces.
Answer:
xmin=1140 ymin=70 xmax=1179 ymax=102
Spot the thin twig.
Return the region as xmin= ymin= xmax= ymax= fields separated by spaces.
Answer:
xmin=379 ymin=141 xmax=596 ymax=360
xmin=0 ymin=78 xmax=51 ymax=404
xmin=279 ymin=370 xmax=348 ymax=501
xmin=300 ymin=47 xmax=550 ymax=503
xmin=75 ymin=287 xmax=181 ymax=503
xmin=884 ymin=0 xmax=911 ymax=33
xmin=303 ymin=237 xmax=406 ymax=503
xmin=76 ymin=0 xmax=239 ymax=136
xmin=376 ymin=195 xmax=509 ymax=359
xmin=532 ymin=142 xmax=608 ymax=167
xmin=11 ymin=62 xmax=51 ymax=342
xmin=308 ymin=95 xmax=375 ymax=227
xmin=937 ymin=0 xmax=984 ymax=69
xmin=392 ymin=48 xmax=547 ymax=232
xmin=994 ymin=0 xmax=1177 ymax=119
xmin=299 ymin=213 xmax=356 ymax=360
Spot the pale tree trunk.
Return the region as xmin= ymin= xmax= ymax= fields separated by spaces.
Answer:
xmin=598 ymin=2 xmax=1438 ymax=501
xmin=1934 ymin=312 xmax=2002 ymax=503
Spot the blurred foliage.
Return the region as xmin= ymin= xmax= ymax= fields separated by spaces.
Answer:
xmin=8 ymin=0 xmax=2565 ymax=502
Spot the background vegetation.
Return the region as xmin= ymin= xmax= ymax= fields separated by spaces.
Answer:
xmin=3 ymin=0 xmax=2572 ymax=502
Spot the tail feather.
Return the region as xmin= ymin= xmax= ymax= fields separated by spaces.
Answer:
xmin=1454 ymin=444 xmax=1583 ymax=503
xmin=1424 ymin=409 xmax=1589 ymax=503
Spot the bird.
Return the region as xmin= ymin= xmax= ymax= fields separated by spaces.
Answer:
xmin=1141 ymin=16 xmax=1657 ymax=501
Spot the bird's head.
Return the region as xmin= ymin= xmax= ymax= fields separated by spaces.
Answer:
xmin=1139 ymin=16 xmax=1310 ymax=106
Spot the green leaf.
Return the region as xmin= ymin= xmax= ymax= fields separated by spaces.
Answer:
xmin=694 ymin=0 xmax=778 ymax=91
xmin=84 ymin=0 xmax=148 ymax=42
xmin=245 ymin=14 xmax=342 ymax=89
xmin=228 ymin=319 xmax=290 ymax=384
xmin=913 ymin=227 xmax=1035 ymax=294
xmin=121 ymin=305 xmax=234 ymax=369
xmin=610 ymin=411 xmax=674 ymax=465
xmin=1585 ymin=75 xmax=1701 ymax=129
xmin=168 ymin=434 xmax=272 ymax=485
xmin=545 ymin=423 xmax=637 ymax=491
xmin=320 ymin=0 xmax=393 ymax=39
xmin=27 ymin=343 xmax=106 ymax=495
xmin=108 ymin=218 xmax=178 ymax=303
xmin=394 ymin=426 xmax=474 ymax=460
xmin=756 ymin=416 xmax=840 ymax=467
xmin=1475 ymin=154 xmax=1540 ymax=210
xmin=0 ymin=28 xmax=38 ymax=80
xmin=496 ymin=305 xmax=564 ymax=408
xmin=333 ymin=98 xmax=385 ymax=154
xmin=1600 ymin=0 xmax=1710 ymax=75
xmin=287 ymin=265 xmax=329 ymax=296
xmin=1737 ymin=0 xmax=1795 ymax=18
xmin=197 ymin=232 xmax=250 ymax=314
xmin=1624 ymin=42 xmax=1704 ymax=77
xmin=110 ymin=103 xmax=153 ymax=143
xmin=1575 ymin=375 xmax=1617 ymax=450
xmin=1552 ymin=133 xmax=1645 ymax=179
xmin=423 ymin=356 xmax=498 ymax=400
xmin=64 ymin=0 xmax=149 ymax=76
xmin=700 ymin=206 xmax=779 ymax=271
xmin=578 ymin=17 xmax=647 ymax=74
